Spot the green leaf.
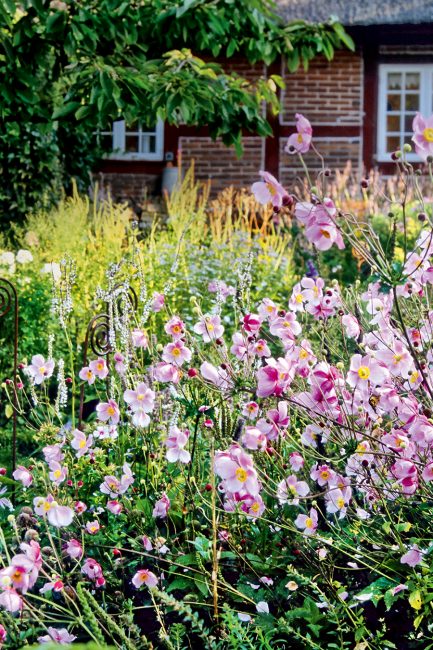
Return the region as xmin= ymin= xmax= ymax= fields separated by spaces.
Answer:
xmin=192 ymin=535 xmax=211 ymax=560
xmin=4 ymin=404 xmax=13 ymax=419
xmin=332 ymin=22 xmax=355 ymax=51
xmin=166 ymin=577 xmax=193 ymax=593
xmin=176 ymin=0 xmax=198 ymax=18
xmin=3 ymin=0 xmax=16 ymax=13
xmin=75 ymin=105 xmax=92 ymax=120
xmin=100 ymin=71 xmax=114 ymax=96
xmin=226 ymin=40 xmax=237 ymax=58
xmin=414 ymin=614 xmax=424 ymax=630
xmin=194 ymin=577 xmax=210 ymax=596
xmin=52 ymin=102 xmax=81 ymax=119
xmin=409 ymin=590 xmax=422 ymax=611
xmin=45 ymin=10 xmax=66 ymax=35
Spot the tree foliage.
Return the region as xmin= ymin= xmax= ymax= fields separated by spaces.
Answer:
xmin=0 ymin=0 xmax=354 ymax=226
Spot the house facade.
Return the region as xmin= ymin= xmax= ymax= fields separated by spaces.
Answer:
xmin=97 ymin=1 xmax=433 ymax=204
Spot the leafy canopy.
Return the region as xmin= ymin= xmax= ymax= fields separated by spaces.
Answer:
xmin=0 ymin=0 xmax=354 ymax=225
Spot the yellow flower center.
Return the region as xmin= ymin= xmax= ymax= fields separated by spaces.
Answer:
xmin=410 ymin=371 xmax=419 ymax=384
xmin=206 ymin=322 xmax=214 ymax=332
xmin=320 ymin=229 xmax=331 ymax=239
xmin=320 ymin=471 xmax=329 ymax=480
xmin=43 ymin=501 xmax=52 ymax=512
xmin=107 ymin=406 xmax=115 ymax=416
xmin=357 ymin=366 xmax=370 ymax=380
xmin=250 ymin=502 xmax=260 ymax=513
xmin=97 ymin=362 xmax=104 ymax=370
xmin=39 ymin=366 xmax=46 ymax=374
xmin=266 ymin=305 xmax=274 ymax=312
xmin=423 ymin=127 xmax=433 ymax=142
xmin=297 ymin=133 xmax=303 ymax=144
xmin=266 ymin=183 xmax=276 ymax=196
xmin=79 ymin=440 xmax=86 ymax=449
xmin=235 ymin=468 xmax=248 ymax=483
xmin=172 ymin=348 xmax=181 ymax=357
xmin=299 ymin=349 xmax=308 ymax=359
xmin=173 ymin=325 xmax=180 ymax=333
xmin=295 ymin=293 xmax=304 ymax=303
xmin=393 ymin=354 xmax=402 ymax=364
xmin=86 ymin=370 xmax=93 ymax=379
xmin=305 ymin=517 xmax=313 ymax=528
xmin=137 ymin=393 xmax=144 ymax=401
xmin=336 ymin=497 xmax=345 ymax=509
xmin=53 ymin=469 xmax=62 ymax=479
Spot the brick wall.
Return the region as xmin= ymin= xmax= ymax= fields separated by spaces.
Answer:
xmin=279 ymin=137 xmax=363 ymax=188
xmin=179 ymin=136 xmax=265 ymax=195
xmin=223 ymin=59 xmax=266 ymax=82
xmin=94 ymin=172 xmax=160 ymax=204
xmin=280 ymin=51 xmax=363 ymax=125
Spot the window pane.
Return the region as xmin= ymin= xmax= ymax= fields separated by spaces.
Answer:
xmin=404 ymin=114 xmax=417 ymax=131
xmin=125 ymin=135 xmax=139 ymax=152
xmin=405 ymin=73 xmax=420 ymax=90
xmin=387 ymin=115 xmax=400 ymax=131
xmin=387 ymin=94 xmax=401 ymax=111
xmin=387 ymin=73 xmax=402 ymax=90
xmin=405 ymin=94 xmax=420 ymax=111
xmin=140 ymin=134 xmax=156 ymax=154
xmin=387 ymin=136 xmax=401 ymax=152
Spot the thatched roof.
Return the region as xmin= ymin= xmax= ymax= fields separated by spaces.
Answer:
xmin=276 ymin=0 xmax=433 ymax=26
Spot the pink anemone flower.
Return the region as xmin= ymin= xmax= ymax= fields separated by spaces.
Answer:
xmin=96 ymin=399 xmax=120 ymax=425
xmin=294 ymin=508 xmax=318 ymax=535
xmin=251 ymin=171 xmax=289 ymax=209
xmin=132 ymin=569 xmax=158 ymax=589
xmin=285 ymin=113 xmax=313 ymax=154
xmin=412 ymin=112 xmax=433 ymax=160
xmin=27 ymin=354 xmax=55 ymax=385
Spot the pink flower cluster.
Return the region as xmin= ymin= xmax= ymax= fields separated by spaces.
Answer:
xmin=214 ymin=445 xmax=265 ymax=518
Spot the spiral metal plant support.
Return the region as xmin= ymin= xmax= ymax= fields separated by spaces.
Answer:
xmin=78 ymin=285 xmax=138 ymax=428
xmin=78 ymin=313 xmax=111 ymax=429
xmin=0 ymin=278 xmax=19 ymax=471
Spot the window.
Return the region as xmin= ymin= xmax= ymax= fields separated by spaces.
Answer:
xmin=99 ymin=119 xmax=164 ymax=161
xmin=377 ymin=64 xmax=433 ymax=161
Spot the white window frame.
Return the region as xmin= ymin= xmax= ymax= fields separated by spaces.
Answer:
xmin=377 ymin=64 xmax=433 ymax=162
xmin=100 ymin=119 xmax=164 ymax=161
